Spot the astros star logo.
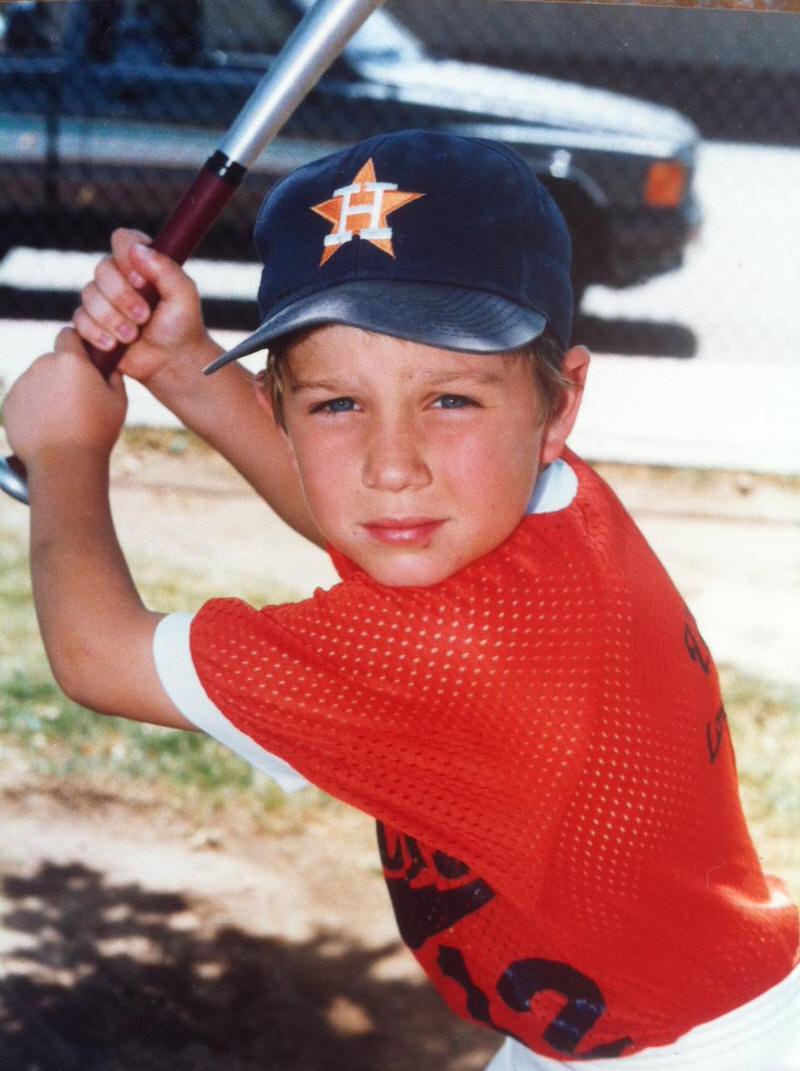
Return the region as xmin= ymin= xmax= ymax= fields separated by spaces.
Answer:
xmin=311 ymin=158 xmax=424 ymax=266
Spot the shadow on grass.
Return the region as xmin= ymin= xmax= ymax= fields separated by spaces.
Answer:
xmin=573 ymin=314 xmax=698 ymax=358
xmin=0 ymin=862 xmax=495 ymax=1071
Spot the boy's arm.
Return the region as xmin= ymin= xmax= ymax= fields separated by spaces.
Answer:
xmin=3 ymin=333 xmax=191 ymax=728
xmin=149 ymin=342 xmax=323 ymax=547
xmin=74 ymin=229 xmax=323 ymax=547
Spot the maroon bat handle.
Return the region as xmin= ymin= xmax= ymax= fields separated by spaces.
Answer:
xmin=92 ymin=152 xmax=244 ymax=378
xmin=1 ymin=153 xmax=245 ymax=501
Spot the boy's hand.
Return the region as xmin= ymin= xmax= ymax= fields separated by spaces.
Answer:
xmin=2 ymin=328 xmax=127 ymax=465
xmin=73 ymin=228 xmax=218 ymax=387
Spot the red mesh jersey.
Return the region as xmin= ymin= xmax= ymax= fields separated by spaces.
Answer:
xmin=189 ymin=449 xmax=799 ymax=1060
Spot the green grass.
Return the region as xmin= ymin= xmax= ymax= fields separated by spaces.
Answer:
xmin=0 ymin=513 xmax=321 ymax=824
xmin=721 ymin=667 xmax=800 ymax=900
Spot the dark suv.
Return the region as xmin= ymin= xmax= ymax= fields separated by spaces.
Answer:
xmin=0 ymin=0 xmax=701 ymax=305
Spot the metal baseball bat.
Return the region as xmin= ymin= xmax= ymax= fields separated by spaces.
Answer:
xmin=0 ymin=0 xmax=385 ymax=505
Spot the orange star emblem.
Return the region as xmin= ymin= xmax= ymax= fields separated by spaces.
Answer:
xmin=311 ymin=158 xmax=424 ymax=266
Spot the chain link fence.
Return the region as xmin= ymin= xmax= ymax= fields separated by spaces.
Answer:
xmin=1 ymin=0 xmax=798 ymax=365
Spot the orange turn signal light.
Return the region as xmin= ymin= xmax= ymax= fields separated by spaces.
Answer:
xmin=644 ymin=161 xmax=687 ymax=208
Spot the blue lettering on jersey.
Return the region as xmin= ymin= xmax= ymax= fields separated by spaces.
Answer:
xmin=376 ymin=822 xmax=634 ymax=1059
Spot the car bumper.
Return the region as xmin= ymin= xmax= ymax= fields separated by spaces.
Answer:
xmin=601 ymin=199 xmax=702 ymax=289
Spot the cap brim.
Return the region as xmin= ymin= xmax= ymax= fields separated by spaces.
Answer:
xmin=203 ymin=281 xmax=548 ymax=374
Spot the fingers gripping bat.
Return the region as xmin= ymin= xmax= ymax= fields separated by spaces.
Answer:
xmin=0 ymin=0 xmax=385 ymax=504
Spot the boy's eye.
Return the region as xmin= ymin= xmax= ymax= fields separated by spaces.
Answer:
xmin=313 ymin=397 xmax=357 ymax=414
xmin=434 ymin=394 xmax=475 ymax=410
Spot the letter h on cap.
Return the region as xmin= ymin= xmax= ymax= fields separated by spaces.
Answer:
xmin=324 ymin=178 xmax=399 ymax=249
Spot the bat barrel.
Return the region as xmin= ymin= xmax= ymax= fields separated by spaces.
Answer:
xmin=219 ymin=0 xmax=384 ymax=168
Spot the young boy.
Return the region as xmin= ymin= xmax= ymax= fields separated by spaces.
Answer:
xmin=4 ymin=130 xmax=799 ymax=1069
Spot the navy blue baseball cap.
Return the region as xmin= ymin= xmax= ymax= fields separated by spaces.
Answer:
xmin=204 ymin=129 xmax=573 ymax=374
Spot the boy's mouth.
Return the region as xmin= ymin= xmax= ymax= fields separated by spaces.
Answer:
xmin=361 ymin=517 xmax=445 ymax=547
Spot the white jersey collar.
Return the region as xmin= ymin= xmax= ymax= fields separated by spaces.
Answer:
xmin=525 ymin=458 xmax=578 ymax=516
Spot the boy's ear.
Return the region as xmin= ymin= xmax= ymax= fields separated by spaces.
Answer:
xmin=252 ymin=372 xmax=299 ymax=467
xmin=540 ymin=345 xmax=590 ymax=466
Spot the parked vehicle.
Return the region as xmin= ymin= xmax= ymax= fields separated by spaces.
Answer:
xmin=397 ymin=0 xmax=800 ymax=145
xmin=0 ymin=0 xmax=701 ymax=305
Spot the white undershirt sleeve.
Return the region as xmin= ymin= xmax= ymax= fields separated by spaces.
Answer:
xmin=152 ymin=611 xmax=310 ymax=794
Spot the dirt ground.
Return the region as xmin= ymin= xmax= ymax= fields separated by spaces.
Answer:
xmin=1 ymin=440 xmax=799 ymax=1070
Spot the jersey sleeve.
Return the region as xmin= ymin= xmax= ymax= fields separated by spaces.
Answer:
xmin=153 ymin=611 xmax=310 ymax=794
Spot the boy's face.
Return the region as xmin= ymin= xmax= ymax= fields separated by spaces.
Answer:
xmin=278 ymin=325 xmax=585 ymax=587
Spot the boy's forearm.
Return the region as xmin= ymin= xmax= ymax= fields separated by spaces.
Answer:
xmin=142 ymin=334 xmax=227 ymax=436
xmin=28 ymin=448 xmax=159 ymax=713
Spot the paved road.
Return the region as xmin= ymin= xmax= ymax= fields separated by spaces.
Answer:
xmin=1 ymin=142 xmax=799 ymax=473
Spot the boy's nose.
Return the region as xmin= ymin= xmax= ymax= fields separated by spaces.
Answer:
xmin=362 ymin=423 xmax=432 ymax=492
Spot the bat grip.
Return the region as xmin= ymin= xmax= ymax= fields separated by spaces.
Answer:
xmin=94 ymin=152 xmax=244 ymax=377
xmin=1 ymin=155 xmax=243 ymax=503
